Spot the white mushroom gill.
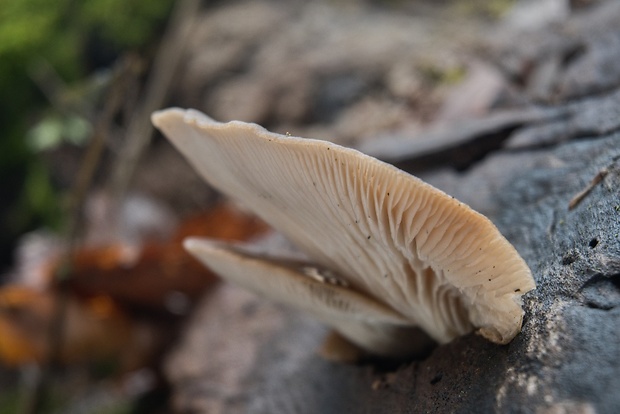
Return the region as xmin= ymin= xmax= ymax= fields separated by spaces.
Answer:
xmin=152 ymin=108 xmax=536 ymax=357
xmin=183 ymin=239 xmax=434 ymax=358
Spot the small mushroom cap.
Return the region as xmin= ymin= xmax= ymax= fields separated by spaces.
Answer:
xmin=184 ymin=238 xmax=410 ymax=325
xmin=153 ymin=108 xmax=535 ymax=348
xmin=184 ymin=238 xmax=434 ymax=357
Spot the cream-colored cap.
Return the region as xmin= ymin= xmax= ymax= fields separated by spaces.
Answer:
xmin=153 ymin=108 xmax=535 ymax=355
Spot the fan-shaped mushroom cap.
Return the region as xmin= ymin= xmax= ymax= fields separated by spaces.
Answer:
xmin=152 ymin=108 xmax=535 ymax=351
xmin=184 ymin=238 xmax=434 ymax=358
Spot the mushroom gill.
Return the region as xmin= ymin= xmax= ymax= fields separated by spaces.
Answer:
xmin=152 ymin=108 xmax=536 ymax=357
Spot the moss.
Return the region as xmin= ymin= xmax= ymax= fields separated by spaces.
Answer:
xmin=453 ymin=0 xmax=516 ymax=20
xmin=0 ymin=389 xmax=22 ymax=414
xmin=417 ymin=61 xmax=467 ymax=87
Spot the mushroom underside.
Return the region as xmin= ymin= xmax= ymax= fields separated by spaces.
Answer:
xmin=185 ymin=237 xmax=437 ymax=358
xmin=152 ymin=108 xmax=535 ymax=353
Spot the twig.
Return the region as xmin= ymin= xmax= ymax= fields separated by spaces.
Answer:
xmin=27 ymin=58 xmax=70 ymax=113
xmin=107 ymin=0 xmax=203 ymax=212
xmin=568 ymin=168 xmax=609 ymax=210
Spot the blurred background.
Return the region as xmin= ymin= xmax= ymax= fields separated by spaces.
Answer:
xmin=0 ymin=0 xmax=589 ymax=412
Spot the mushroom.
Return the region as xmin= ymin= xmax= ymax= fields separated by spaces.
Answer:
xmin=152 ymin=108 xmax=536 ymax=358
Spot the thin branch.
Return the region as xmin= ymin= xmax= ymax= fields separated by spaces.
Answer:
xmin=107 ymin=0 xmax=203 ymax=210
xmin=568 ymin=168 xmax=609 ymax=210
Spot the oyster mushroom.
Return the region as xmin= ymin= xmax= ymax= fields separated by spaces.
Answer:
xmin=152 ymin=108 xmax=535 ymax=358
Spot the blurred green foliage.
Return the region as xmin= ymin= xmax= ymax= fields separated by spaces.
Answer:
xmin=0 ymin=0 xmax=173 ymax=73
xmin=0 ymin=382 xmax=134 ymax=414
xmin=0 ymin=0 xmax=174 ymax=267
xmin=0 ymin=388 xmax=21 ymax=414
